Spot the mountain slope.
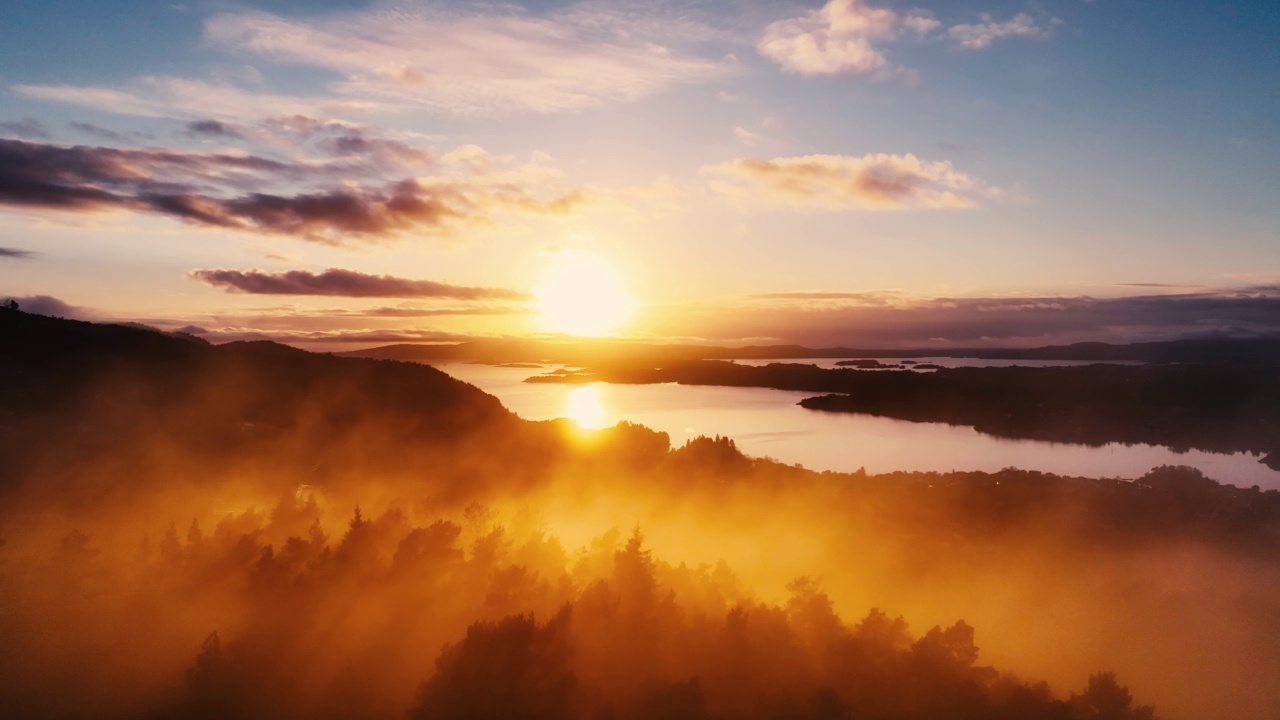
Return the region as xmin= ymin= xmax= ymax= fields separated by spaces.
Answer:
xmin=0 ymin=308 xmax=521 ymax=497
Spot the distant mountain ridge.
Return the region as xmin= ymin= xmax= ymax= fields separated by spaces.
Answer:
xmin=339 ymin=336 xmax=1280 ymax=366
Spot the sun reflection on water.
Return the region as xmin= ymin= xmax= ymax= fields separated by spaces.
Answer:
xmin=565 ymin=384 xmax=609 ymax=429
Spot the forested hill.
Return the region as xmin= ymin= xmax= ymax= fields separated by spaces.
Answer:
xmin=0 ymin=307 xmax=523 ymax=498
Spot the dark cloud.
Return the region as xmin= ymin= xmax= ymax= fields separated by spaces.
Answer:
xmin=69 ymin=122 xmax=140 ymax=143
xmin=185 ymin=119 xmax=243 ymax=138
xmin=0 ymin=118 xmax=51 ymax=139
xmin=189 ymin=267 xmax=533 ymax=300
xmin=1237 ymin=284 xmax=1280 ymax=296
xmin=0 ymin=138 xmax=296 ymax=211
xmin=0 ymin=138 xmax=581 ymax=243
xmin=318 ymin=132 xmax=432 ymax=165
xmin=213 ymin=181 xmax=459 ymax=238
xmin=0 ymin=247 xmax=37 ymax=259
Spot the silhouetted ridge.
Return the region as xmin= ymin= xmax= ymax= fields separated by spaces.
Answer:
xmin=0 ymin=308 xmax=517 ymax=496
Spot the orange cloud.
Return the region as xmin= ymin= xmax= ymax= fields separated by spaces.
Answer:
xmin=703 ymin=153 xmax=990 ymax=210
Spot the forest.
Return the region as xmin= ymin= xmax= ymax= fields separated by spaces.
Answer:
xmin=3 ymin=306 xmax=1279 ymax=719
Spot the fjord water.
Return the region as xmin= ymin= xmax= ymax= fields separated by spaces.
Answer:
xmin=440 ymin=362 xmax=1280 ymax=490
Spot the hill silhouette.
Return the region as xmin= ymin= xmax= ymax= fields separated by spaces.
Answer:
xmin=0 ymin=305 xmax=528 ymax=500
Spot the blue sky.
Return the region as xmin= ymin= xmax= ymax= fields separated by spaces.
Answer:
xmin=1 ymin=0 xmax=1278 ymax=347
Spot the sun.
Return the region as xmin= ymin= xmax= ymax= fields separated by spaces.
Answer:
xmin=534 ymin=251 xmax=636 ymax=337
xmin=564 ymin=384 xmax=609 ymax=430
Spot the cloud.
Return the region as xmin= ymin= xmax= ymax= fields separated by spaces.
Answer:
xmin=0 ymin=247 xmax=37 ymax=259
xmin=0 ymin=118 xmax=51 ymax=139
xmin=757 ymin=0 xmax=938 ymax=76
xmin=259 ymin=115 xmax=358 ymax=139
xmin=901 ymin=11 xmax=942 ymax=37
xmin=703 ymin=153 xmax=991 ymax=210
xmin=15 ymin=77 xmax=371 ymax=122
xmin=0 ymin=138 xmax=584 ymax=243
xmin=202 ymin=4 xmax=730 ymax=116
xmin=185 ymin=119 xmax=243 ymax=139
xmin=317 ymin=131 xmax=432 ymax=166
xmin=69 ymin=122 xmax=137 ymax=143
xmin=948 ymin=13 xmax=1054 ymax=50
xmin=177 ymin=326 xmax=477 ymax=346
xmin=0 ymin=136 xmax=296 ymax=208
xmin=189 ymin=268 xmax=532 ymax=300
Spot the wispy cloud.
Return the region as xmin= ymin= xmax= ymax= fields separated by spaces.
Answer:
xmin=202 ymin=4 xmax=730 ymax=116
xmin=190 ymin=268 xmax=532 ymax=300
xmin=358 ymin=305 xmax=531 ymax=317
xmin=14 ymin=77 xmax=372 ymax=122
xmin=0 ymin=246 xmax=38 ymax=260
xmin=757 ymin=0 xmax=938 ymax=77
xmin=751 ymin=291 xmax=900 ymax=305
xmin=733 ymin=126 xmax=761 ymax=146
xmin=184 ymin=119 xmax=243 ymax=139
xmin=0 ymin=118 xmax=51 ymax=139
xmin=68 ymin=122 xmax=138 ymax=143
xmin=703 ymin=153 xmax=992 ymax=210
xmin=316 ymin=131 xmax=432 ymax=167
xmin=948 ymin=13 xmax=1055 ymax=50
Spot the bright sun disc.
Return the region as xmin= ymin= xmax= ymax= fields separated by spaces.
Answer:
xmin=534 ymin=252 xmax=635 ymax=337
xmin=565 ymin=384 xmax=609 ymax=430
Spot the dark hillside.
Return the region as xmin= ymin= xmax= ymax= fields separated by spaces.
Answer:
xmin=0 ymin=307 xmax=525 ymax=499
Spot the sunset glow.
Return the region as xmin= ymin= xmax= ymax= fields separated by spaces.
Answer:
xmin=564 ymin=384 xmax=609 ymax=430
xmin=534 ymin=252 xmax=636 ymax=337
xmin=2 ymin=3 xmax=1279 ymax=720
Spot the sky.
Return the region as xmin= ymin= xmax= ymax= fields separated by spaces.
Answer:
xmin=1 ymin=0 xmax=1278 ymax=349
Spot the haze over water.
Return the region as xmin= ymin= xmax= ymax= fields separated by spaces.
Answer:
xmin=442 ymin=362 xmax=1280 ymax=490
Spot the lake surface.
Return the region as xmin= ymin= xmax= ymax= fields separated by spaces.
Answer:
xmin=437 ymin=362 xmax=1280 ymax=490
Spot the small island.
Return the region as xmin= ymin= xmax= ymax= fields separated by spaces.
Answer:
xmin=834 ymin=358 xmax=904 ymax=369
